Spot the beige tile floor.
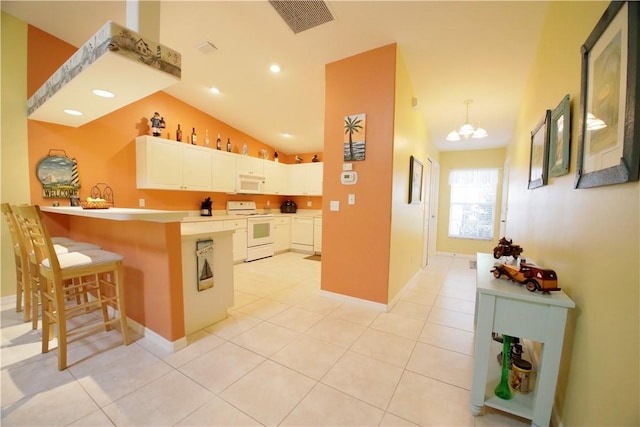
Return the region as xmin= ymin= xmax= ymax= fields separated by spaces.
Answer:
xmin=1 ymin=252 xmax=529 ymax=426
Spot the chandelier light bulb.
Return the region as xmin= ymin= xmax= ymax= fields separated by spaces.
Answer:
xmin=447 ymin=99 xmax=488 ymax=141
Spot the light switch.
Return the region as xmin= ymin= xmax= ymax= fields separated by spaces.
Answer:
xmin=348 ymin=194 xmax=356 ymax=205
xmin=330 ymin=200 xmax=340 ymax=211
xmin=139 ymin=198 xmax=145 ymax=207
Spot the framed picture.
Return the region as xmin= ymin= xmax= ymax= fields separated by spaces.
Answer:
xmin=549 ymin=94 xmax=571 ymax=177
xmin=196 ymin=239 xmax=214 ymax=291
xmin=528 ymin=110 xmax=551 ymax=190
xmin=575 ymin=1 xmax=640 ymax=188
xmin=409 ymin=155 xmax=423 ymax=204
xmin=344 ymin=113 xmax=366 ymax=161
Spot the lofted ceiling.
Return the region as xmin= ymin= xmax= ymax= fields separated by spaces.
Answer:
xmin=2 ymin=1 xmax=549 ymax=155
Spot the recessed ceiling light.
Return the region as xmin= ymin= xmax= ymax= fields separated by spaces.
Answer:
xmin=210 ymin=87 xmax=220 ymax=94
xmin=63 ymin=109 xmax=83 ymax=116
xmin=92 ymin=89 xmax=115 ymax=98
xmin=270 ymin=63 xmax=282 ymax=73
xmin=281 ymin=132 xmax=292 ymax=137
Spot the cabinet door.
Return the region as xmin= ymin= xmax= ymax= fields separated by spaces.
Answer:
xmin=236 ymin=156 xmax=264 ymax=176
xmin=288 ymin=164 xmax=306 ymax=195
xmin=263 ymin=161 xmax=288 ymax=195
xmin=274 ymin=217 xmax=291 ymax=252
xmin=182 ymin=145 xmax=212 ymax=191
xmin=313 ymin=217 xmax=322 ymax=253
xmin=306 ymin=163 xmax=323 ymax=195
xmin=288 ymin=163 xmax=323 ymax=196
xmin=138 ymin=136 xmax=183 ymax=189
xmin=211 ymin=150 xmax=237 ymax=192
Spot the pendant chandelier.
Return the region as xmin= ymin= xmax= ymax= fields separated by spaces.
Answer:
xmin=446 ymin=99 xmax=488 ymax=141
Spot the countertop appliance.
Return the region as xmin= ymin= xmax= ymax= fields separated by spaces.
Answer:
xmin=280 ymin=200 xmax=297 ymax=213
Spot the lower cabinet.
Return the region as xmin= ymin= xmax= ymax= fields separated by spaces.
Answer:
xmin=224 ymin=219 xmax=247 ymax=262
xmin=273 ymin=216 xmax=291 ymax=253
xmin=313 ymin=217 xmax=322 ymax=254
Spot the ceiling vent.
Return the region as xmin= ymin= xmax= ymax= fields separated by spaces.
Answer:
xmin=268 ymin=0 xmax=334 ymax=34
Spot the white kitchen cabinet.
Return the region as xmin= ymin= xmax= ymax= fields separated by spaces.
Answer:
xmin=291 ymin=216 xmax=314 ymax=253
xmin=313 ymin=217 xmax=322 ymax=254
xmin=273 ymin=216 xmax=291 ymax=253
xmin=136 ymin=136 xmax=211 ymax=191
xmin=211 ymin=150 xmax=237 ymax=193
xmin=262 ymin=160 xmax=289 ymax=195
xmin=224 ymin=218 xmax=247 ymax=262
xmin=288 ymin=163 xmax=323 ymax=196
xmin=236 ymin=156 xmax=264 ymax=176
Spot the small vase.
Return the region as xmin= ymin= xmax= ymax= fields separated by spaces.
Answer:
xmin=495 ymin=334 xmax=513 ymax=400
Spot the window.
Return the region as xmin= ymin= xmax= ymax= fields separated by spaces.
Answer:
xmin=448 ymin=169 xmax=498 ymax=240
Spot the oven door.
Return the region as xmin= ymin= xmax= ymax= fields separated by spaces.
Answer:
xmin=247 ymin=216 xmax=274 ymax=248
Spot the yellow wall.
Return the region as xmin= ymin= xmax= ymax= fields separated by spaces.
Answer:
xmin=506 ymin=2 xmax=638 ymax=425
xmin=388 ymin=50 xmax=439 ymax=303
xmin=436 ymin=148 xmax=506 ymax=255
xmin=1 ymin=13 xmax=30 ymax=297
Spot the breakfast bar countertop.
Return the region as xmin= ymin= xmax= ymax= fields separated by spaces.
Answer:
xmin=40 ymin=206 xmax=190 ymax=223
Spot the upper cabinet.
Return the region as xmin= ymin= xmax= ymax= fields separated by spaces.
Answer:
xmin=263 ymin=160 xmax=290 ymax=195
xmin=211 ymin=150 xmax=237 ymax=193
xmin=136 ymin=136 xmax=211 ymax=191
xmin=289 ymin=163 xmax=323 ymax=196
xmin=236 ymin=156 xmax=264 ymax=176
xmin=136 ymin=135 xmax=322 ymax=195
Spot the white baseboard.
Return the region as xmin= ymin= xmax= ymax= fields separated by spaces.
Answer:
xmin=127 ymin=317 xmax=187 ymax=353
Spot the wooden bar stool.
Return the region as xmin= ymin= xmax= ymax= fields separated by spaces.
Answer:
xmin=13 ymin=205 xmax=130 ymax=371
xmin=1 ymin=203 xmax=30 ymax=321
xmin=9 ymin=205 xmax=101 ymax=328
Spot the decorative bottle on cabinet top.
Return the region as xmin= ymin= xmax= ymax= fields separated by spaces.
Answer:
xmin=226 ymin=138 xmax=232 ymax=152
xmin=216 ymin=133 xmax=222 ymax=150
xmin=191 ymin=128 xmax=197 ymax=145
xmin=204 ymin=129 xmax=210 ymax=147
xmin=176 ymin=124 xmax=182 ymax=142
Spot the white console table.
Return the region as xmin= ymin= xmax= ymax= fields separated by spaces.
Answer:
xmin=471 ymin=253 xmax=575 ymax=427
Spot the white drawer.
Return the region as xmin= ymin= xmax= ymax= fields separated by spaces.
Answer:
xmin=180 ymin=220 xmax=224 ymax=235
xmin=224 ymin=219 xmax=247 ymax=230
xmin=274 ymin=216 xmax=291 ymax=225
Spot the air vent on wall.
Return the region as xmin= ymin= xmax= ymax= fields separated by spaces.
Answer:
xmin=268 ymin=0 xmax=334 ymax=34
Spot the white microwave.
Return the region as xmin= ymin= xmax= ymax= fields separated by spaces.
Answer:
xmin=237 ymin=172 xmax=265 ymax=194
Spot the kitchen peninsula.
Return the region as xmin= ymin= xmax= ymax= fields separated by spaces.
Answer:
xmin=40 ymin=206 xmax=235 ymax=351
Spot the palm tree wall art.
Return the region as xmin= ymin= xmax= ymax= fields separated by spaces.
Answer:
xmin=344 ymin=113 xmax=366 ymax=161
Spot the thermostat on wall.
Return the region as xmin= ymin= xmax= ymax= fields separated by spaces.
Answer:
xmin=341 ymin=171 xmax=358 ymax=185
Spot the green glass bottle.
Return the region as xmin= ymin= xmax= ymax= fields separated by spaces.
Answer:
xmin=495 ymin=334 xmax=513 ymax=400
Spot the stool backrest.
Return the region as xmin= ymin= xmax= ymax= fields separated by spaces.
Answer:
xmin=12 ymin=205 xmax=62 ymax=282
xmin=1 ymin=203 xmax=27 ymax=259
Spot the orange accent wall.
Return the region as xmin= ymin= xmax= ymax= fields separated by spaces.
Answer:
xmin=321 ymin=44 xmax=396 ymax=304
xmin=27 ymin=25 xmax=76 ymax=97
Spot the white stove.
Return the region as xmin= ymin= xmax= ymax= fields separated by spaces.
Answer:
xmin=227 ymin=201 xmax=274 ymax=262
xmin=226 ymin=201 xmax=271 ymax=217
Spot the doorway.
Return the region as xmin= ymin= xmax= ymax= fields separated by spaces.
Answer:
xmin=422 ymin=158 xmax=439 ymax=267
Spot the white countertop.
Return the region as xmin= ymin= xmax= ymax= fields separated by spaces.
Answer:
xmin=181 ymin=209 xmax=322 ymax=222
xmin=40 ymin=206 xmax=190 ymax=223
